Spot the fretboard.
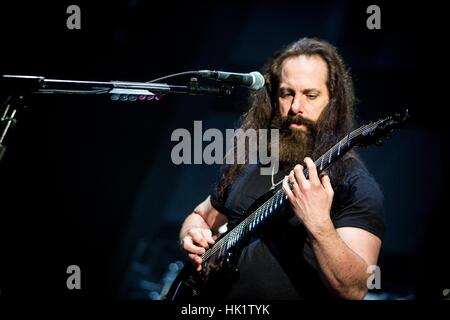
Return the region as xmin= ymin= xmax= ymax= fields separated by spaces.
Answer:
xmin=201 ymin=119 xmax=383 ymax=263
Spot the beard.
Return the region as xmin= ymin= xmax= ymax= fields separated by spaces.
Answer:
xmin=269 ymin=109 xmax=317 ymax=169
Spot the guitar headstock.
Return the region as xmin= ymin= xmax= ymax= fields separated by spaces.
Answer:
xmin=355 ymin=109 xmax=409 ymax=147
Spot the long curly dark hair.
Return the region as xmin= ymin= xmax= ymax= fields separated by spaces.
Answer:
xmin=214 ymin=37 xmax=358 ymax=205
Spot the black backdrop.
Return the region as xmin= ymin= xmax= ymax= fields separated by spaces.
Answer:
xmin=0 ymin=0 xmax=448 ymax=300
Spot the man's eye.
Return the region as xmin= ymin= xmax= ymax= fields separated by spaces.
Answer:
xmin=280 ymin=92 xmax=292 ymax=98
xmin=307 ymin=95 xmax=318 ymax=100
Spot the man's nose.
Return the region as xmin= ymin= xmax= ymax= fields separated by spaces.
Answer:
xmin=290 ymin=96 xmax=304 ymax=115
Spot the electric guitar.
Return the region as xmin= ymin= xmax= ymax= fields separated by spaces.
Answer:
xmin=164 ymin=110 xmax=409 ymax=300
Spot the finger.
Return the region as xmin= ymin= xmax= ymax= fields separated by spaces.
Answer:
xmin=201 ymin=229 xmax=216 ymax=245
xmin=293 ymin=164 xmax=308 ymax=191
xmin=189 ymin=230 xmax=210 ymax=248
xmin=188 ymin=253 xmax=203 ymax=264
xmin=321 ymin=173 xmax=334 ymax=196
xmin=188 ymin=254 xmax=203 ymax=271
xmin=282 ymin=176 xmax=296 ymax=205
xmin=212 ymin=234 xmax=220 ymax=241
xmin=304 ymin=157 xmax=320 ymax=186
xmin=183 ymin=237 xmax=206 ymax=255
xmin=288 ymin=170 xmax=302 ymax=199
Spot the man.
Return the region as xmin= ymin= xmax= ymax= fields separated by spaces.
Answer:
xmin=179 ymin=38 xmax=385 ymax=300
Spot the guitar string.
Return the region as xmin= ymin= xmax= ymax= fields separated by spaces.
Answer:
xmin=201 ymin=119 xmax=381 ymax=261
xmin=202 ymin=121 xmax=375 ymax=261
xmin=201 ymin=119 xmax=384 ymax=261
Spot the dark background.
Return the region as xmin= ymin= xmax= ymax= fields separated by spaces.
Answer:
xmin=0 ymin=0 xmax=448 ymax=300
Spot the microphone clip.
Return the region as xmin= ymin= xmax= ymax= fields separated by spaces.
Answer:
xmin=188 ymin=77 xmax=234 ymax=96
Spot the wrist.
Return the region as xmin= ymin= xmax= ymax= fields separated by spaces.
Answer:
xmin=304 ymin=214 xmax=334 ymax=239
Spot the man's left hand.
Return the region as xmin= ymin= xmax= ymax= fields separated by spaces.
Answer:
xmin=282 ymin=157 xmax=334 ymax=232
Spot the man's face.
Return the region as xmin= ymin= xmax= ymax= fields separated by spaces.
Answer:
xmin=277 ymin=54 xmax=330 ymax=132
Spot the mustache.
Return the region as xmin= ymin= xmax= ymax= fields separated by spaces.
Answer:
xmin=280 ymin=114 xmax=317 ymax=132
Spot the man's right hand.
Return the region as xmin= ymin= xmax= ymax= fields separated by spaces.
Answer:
xmin=180 ymin=227 xmax=216 ymax=272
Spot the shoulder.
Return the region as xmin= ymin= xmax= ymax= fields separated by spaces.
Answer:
xmin=331 ymin=156 xmax=386 ymax=240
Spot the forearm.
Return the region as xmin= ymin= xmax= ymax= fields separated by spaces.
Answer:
xmin=307 ymin=219 xmax=369 ymax=299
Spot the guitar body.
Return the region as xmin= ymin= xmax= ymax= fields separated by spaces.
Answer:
xmin=163 ymin=249 xmax=240 ymax=300
xmin=165 ymin=188 xmax=279 ymax=301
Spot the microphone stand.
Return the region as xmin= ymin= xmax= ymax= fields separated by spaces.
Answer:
xmin=0 ymin=74 xmax=235 ymax=165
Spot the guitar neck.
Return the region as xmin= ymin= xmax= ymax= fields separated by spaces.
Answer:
xmin=201 ymin=119 xmax=384 ymax=263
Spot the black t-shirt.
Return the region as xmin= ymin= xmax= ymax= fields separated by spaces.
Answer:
xmin=210 ymin=156 xmax=385 ymax=300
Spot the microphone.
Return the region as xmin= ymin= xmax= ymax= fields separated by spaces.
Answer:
xmin=197 ymin=70 xmax=265 ymax=91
